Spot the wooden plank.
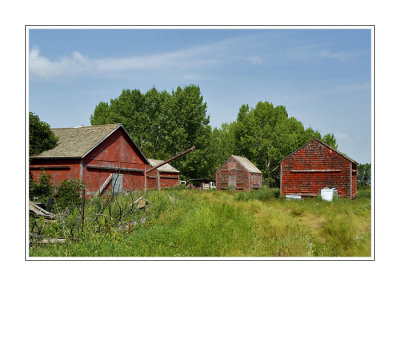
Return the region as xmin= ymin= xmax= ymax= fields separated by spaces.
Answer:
xmin=30 ymin=166 xmax=70 ymax=170
xmin=87 ymin=164 xmax=144 ymax=173
xmin=290 ymin=169 xmax=341 ymax=173
xmin=97 ymin=174 xmax=113 ymax=195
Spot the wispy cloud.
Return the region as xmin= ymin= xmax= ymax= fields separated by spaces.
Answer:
xmin=30 ymin=37 xmax=247 ymax=80
xmin=287 ymin=43 xmax=366 ymax=63
xmin=30 ymin=47 xmax=94 ymax=79
xmin=29 ymin=34 xmax=369 ymax=80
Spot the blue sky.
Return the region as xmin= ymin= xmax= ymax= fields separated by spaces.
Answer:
xmin=29 ymin=28 xmax=372 ymax=163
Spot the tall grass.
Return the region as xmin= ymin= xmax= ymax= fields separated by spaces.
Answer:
xmin=30 ymin=187 xmax=371 ymax=257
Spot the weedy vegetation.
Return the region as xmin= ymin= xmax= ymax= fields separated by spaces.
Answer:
xmin=29 ymin=187 xmax=371 ymax=258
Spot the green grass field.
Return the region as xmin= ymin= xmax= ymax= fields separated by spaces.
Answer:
xmin=29 ymin=188 xmax=371 ymax=257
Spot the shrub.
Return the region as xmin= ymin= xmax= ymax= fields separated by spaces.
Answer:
xmin=29 ymin=172 xmax=54 ymax=202
xmin=57 ymin=179 xmax=86 ymax=211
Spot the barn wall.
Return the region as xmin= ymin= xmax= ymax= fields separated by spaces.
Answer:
xmin=29 ymin=159 xmax=81 ymax=187
xmin=281 ymin=140 xmax=352 ymax=198
xmin=160 ymin=172 xmax=180 ymax=188
xmin=146 ymin=169 xmax=159 ymax=190
xmin=250 ymin=173 xmax=262 ymax=190
xmin=216 ymin=156 xmax=251 ymax=191
xmin=146 ymin=169 xmax=180 ymax=190
xmin=83 ymin=128 xmax=147 ymax=193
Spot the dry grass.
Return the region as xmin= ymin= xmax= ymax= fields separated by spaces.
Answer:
xmin=29 ymin=188 xmax=371 ymax=257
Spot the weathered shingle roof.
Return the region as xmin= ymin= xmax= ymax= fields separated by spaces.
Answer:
xmin=232 ymin=155 xmax=262 ymax=173
xmin=148 ymin=159 xmax=180 ymax=173
xmin=32 ymin=124 xmax=148 ymax=164
xmin=33 ymin=123 xmax=121 ymax=158
xmin=279 ymin=138 xmax=358 ymax=165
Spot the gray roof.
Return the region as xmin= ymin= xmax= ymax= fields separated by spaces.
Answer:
xmin=148 ymin=159 xmax=180 ymax=173
xmin=232 ymin=155 xmax=262 ymax=173
xmin=32 ymin=123 xmax=149 ymax=163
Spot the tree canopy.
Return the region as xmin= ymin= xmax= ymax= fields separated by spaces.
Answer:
xmin=90 ymin=85 xmax=211 ymax=179
xmin=228 ymin=101 xmax=337 ymax=185
xmin=29 ymin=112 xmax=58 ymax=156
xmin=357 ymin=163 xmax=371 ymax=188
xmin=90 ymin=87 xmax=337 ymax=183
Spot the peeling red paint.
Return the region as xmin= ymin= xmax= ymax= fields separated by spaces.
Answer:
xmin=30 ymin=127 xmax=148 ymax=193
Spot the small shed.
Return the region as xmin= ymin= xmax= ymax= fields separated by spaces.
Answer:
xmin=216 ymin=155 xmax=262 ymax=191
xmin=29 ymin=123 xmax=150 ymax=194
xmin=146 ymin=159 xmax=180 ymax=190
xmin=280 ymin=138 xmax=357 ymax=199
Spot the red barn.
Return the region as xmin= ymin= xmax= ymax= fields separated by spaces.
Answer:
xmin=216 ymin=155 xmax=263 ymax=191
xmin=29 ymin=123 xmax=150 ymax=194
xmin=146 ymin=159 xmax=180 ymax=190
xmin=280 ymin=138 xmax=357 ymax=199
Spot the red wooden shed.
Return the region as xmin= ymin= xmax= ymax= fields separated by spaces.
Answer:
xmin=29 ymin=123 xmax=150 ymax=194
xmin=146 ymin=159 xmax=180 ymax=190
xmin=216 ymin=155 xmax=263 ymax=191
xmin=280 ymin=138 xmax=357 ymax=199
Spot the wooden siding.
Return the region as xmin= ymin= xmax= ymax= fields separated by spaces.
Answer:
xmin=29 ymin=159 xmax=81 ymax=187
xmin=83 ymin=128 xmax=147 ymax=193
xmin=146 ymin=169 xmax=180 ymax=190
xmin=280 ymin=139 xmax=355 ymax=199
xmin=30 ymin=127 xmax=148 ymax=193
xmin=216 ymin=156 xmax=262 ymax=191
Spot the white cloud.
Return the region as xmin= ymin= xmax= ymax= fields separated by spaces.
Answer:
xmin=287 ymin=43 xmax=366 ymax=63
xmin=319 ymin=49 xmax=350 ymax=61
xmin=29 ymin=47 xmax=93 ymax=79
xmin=29 ymin=37 xmax=247 ymax=80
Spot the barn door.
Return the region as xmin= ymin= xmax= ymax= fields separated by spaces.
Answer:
xmin=228 ymin=174 xmax=237 ymax=188
xmin=111 ymin=173 xmax=124 ymax=194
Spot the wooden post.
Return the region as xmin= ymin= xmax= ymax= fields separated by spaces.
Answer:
xmin=349 ymin=161 xmax=352 ymax=199
xmin=81 ymin=188 xmax=86 ymax=233
xmin=280 ymin=162 xmax=282 ymax=196
xmin=144 ymin=167 xmax=147 ymax=192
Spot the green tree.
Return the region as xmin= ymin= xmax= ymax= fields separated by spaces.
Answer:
xmin=232 ymin=101 xmax=337 ymax=185
xmin=29 ymin=112 xmax=58 ymax=156
xmin=206 ymin=122 xmax=236 ymax=177
xmin=357 ymin=163 xmax=371 ymax=188
xmin=322 ymin=133 xmax=338 ymax=149
xmin=90 ymin=85 xmax=212 ymax=179
xmin=163 ymin=85 xmax=211 ymax=178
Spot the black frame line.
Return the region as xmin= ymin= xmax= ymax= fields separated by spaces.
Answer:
xmin=25 ymin=24 xmax=375 ymax=262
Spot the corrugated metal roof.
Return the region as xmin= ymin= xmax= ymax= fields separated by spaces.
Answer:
xmin=232 ymin=155 xmax=262 ymax=173
xmin=148 ymin=159 xmax=180 ymax=173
